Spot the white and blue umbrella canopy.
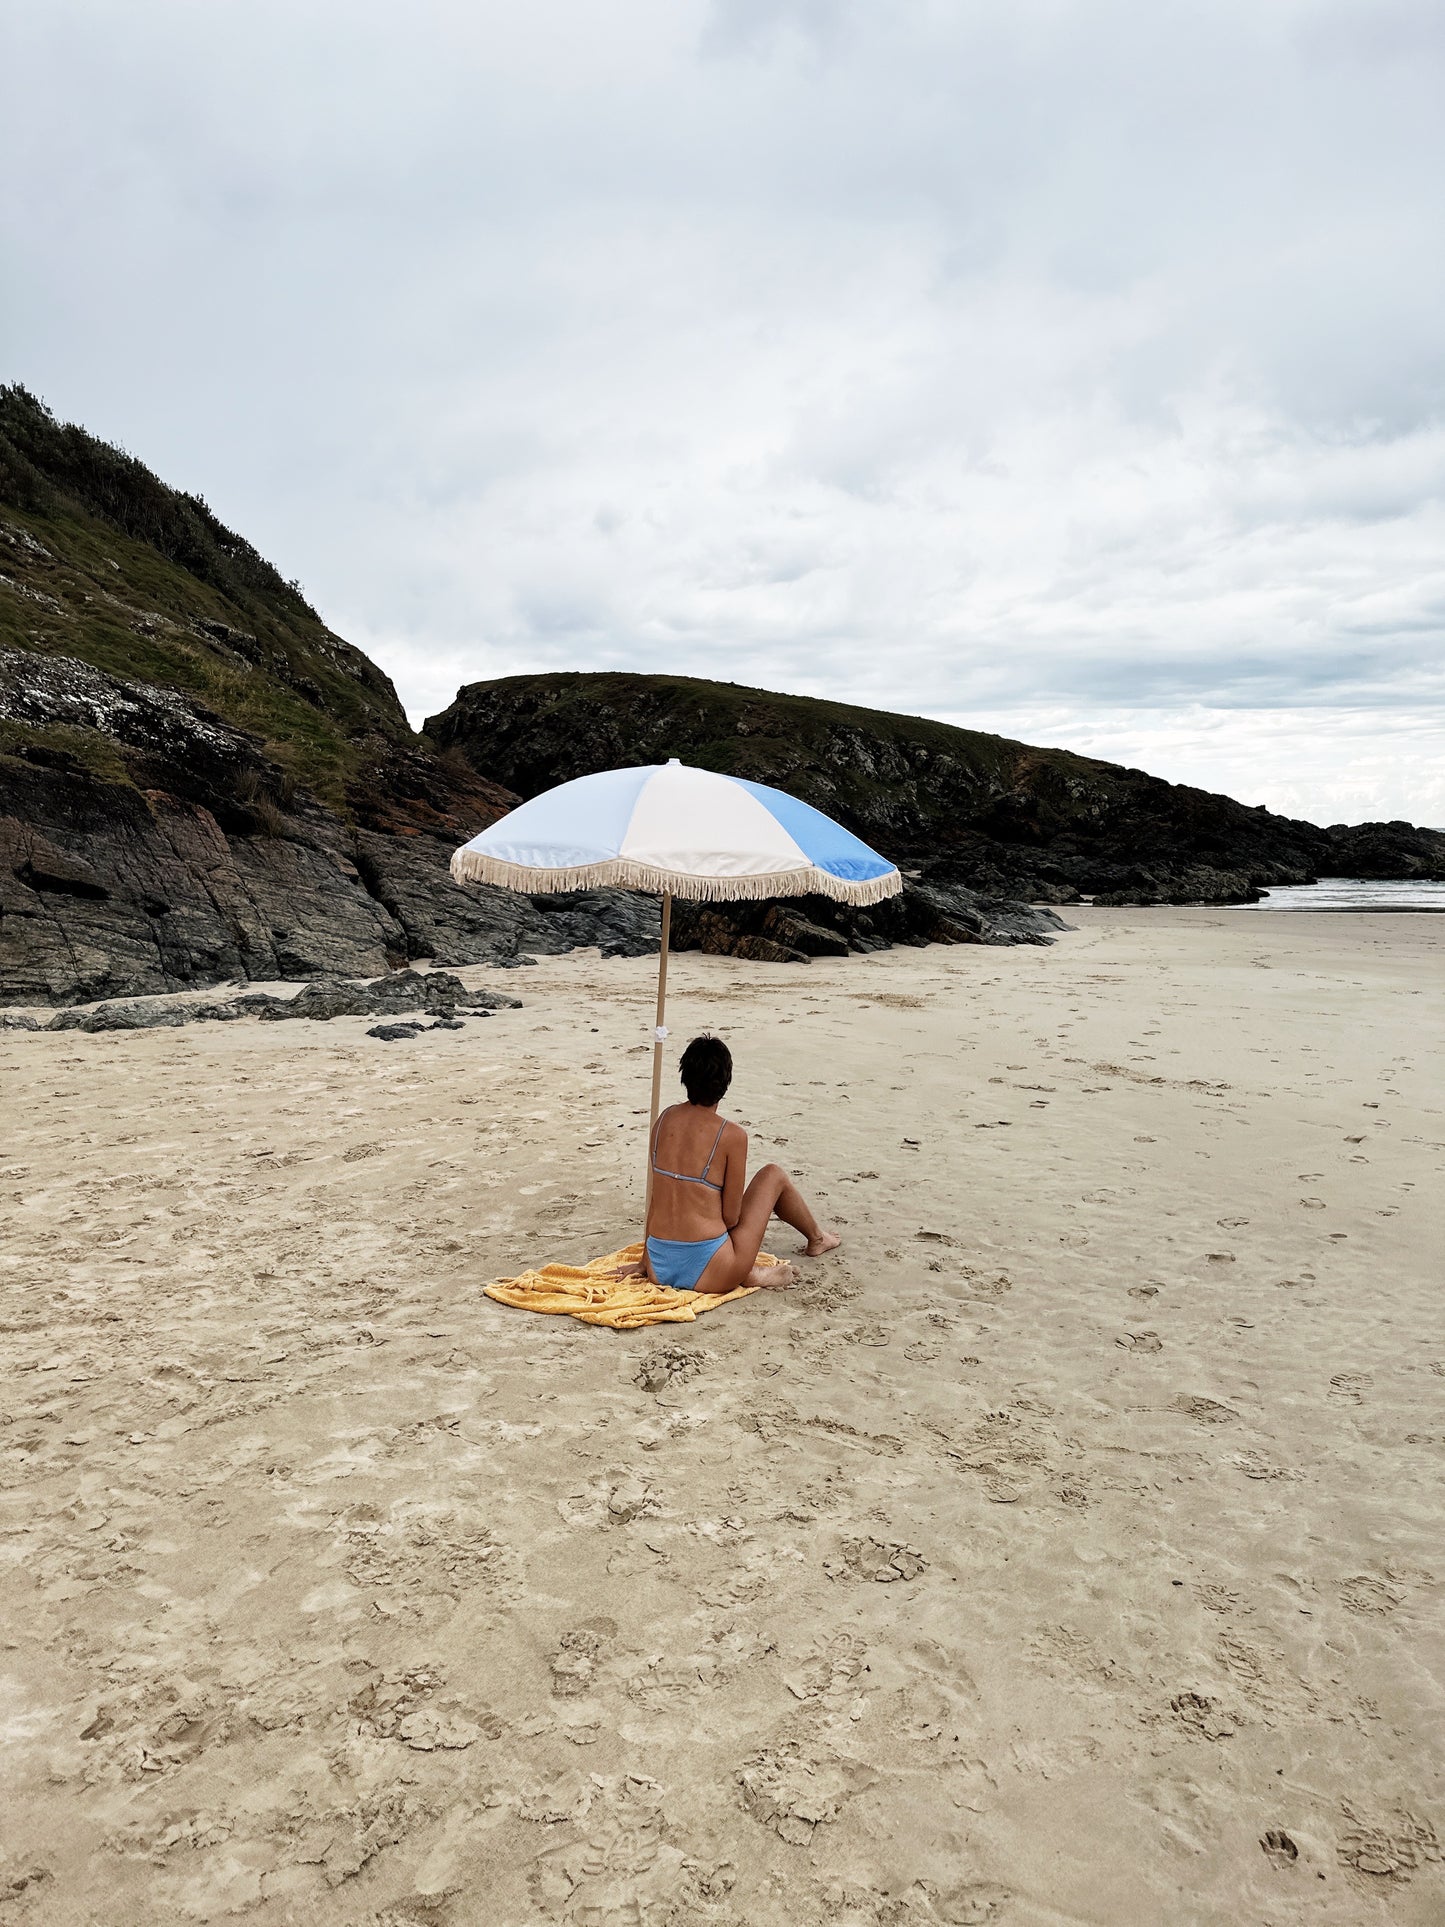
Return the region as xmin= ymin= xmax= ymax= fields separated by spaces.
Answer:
xmin=451 ymin=760 xmax=902 ymax=906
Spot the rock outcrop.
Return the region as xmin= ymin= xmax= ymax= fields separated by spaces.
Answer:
xmin=671 ymin=878 xmax=1069 ymax=964
xmin=39 ymin=969 xmax=523 ymax=1033
xmin=426 ymin=672 xmax=1445 ymax=903
xmin=0 ymin=389 xmax=660 ymax=1004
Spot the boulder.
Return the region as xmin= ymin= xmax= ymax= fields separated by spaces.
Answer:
xmin=670 ymin=877 xmax=1068 ymax=962
xmin=1091 ymin=866 xmax=1263 ymax=907
xmin=43 ymin=971 xmax=522 ymax=1032
xmin=49 ymin=997 xmax=190 ymax=1032
xmin=254 ymin=970 xmax=520 ymax=1022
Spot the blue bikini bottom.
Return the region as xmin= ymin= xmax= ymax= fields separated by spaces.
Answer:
xmin=646 ymin=1232 xmax=730 ymax=1292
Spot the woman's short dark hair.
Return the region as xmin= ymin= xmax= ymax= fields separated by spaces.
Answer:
xmin=680 ymin=1034 xmax=732 ymax=1105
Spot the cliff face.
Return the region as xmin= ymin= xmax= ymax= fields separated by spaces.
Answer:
xmin=426 ymin=672 xmax=1445 ymax=899
xmin=0 ymin=390 xmax=656 ymax=1003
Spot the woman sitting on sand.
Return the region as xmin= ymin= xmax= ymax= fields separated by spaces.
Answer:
xmin=630 ymin=1034 xmax=840 ymax=1294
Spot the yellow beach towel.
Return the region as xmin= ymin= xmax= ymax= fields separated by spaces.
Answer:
xmin=485 ymin=1241 xmax=779 ymax=1330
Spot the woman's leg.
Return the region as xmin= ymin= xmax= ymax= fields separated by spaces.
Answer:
xmin=694 ymin=1164 xmax=839 ymax=1292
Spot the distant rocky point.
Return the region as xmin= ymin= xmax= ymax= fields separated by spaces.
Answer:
xmin=425 ymin=672 xmax=1445 ymax=916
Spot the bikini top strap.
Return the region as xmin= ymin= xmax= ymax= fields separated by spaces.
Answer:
xmin=650 ymin=1105 xmax=670 ymax=1172
xmin=699 ymin=1117 xmax=727 ymax=1183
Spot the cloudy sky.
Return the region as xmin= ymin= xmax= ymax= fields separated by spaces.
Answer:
xmin=4 ymin=0 xmax=1443 ymax=823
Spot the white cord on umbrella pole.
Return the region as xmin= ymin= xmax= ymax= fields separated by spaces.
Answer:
xmin=644 ymin=892 xmax=672 ymax=1228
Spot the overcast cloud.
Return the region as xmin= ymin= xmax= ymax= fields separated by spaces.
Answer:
xmin=4 ymin=0 xmax=1443 ymax=822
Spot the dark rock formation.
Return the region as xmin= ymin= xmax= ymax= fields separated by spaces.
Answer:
xmin=1323 ymin=820 xmax=1445 ymax=880
xmin=0 ymin=389 xmax=663 ymax=1005
xmin=250 ymin=970 xmax=520 ymax=1022
xmin=427 ymin=671 xmax=1445 ymax=901
xmin=42 ymin=970 xmax=523 ymax=1032
xmin=0 ymin=718 xmax=406 ymax=1004
xmin=48 ymin=997 xmax=194 ymax=1032
xmin=363 ymin=1016 xmax=474 ymax=1040
xmin=671 ymin=877 xmax=1070 ymax=963
xmin=1091 ymin=866 xmax=1263 ymax=908
xmin=350 ymin=831 xmax=658 ymax=967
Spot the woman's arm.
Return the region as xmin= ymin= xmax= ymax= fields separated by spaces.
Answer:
xmin=721 ymin=1124 xmax=747 ymax=1229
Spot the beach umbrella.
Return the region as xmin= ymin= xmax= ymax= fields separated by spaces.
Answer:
xmin=451 ymin=759 xmax=902 ymax=1210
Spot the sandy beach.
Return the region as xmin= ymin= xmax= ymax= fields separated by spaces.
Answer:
xmin=2 ymin=907 xmax=1442 ymax=1926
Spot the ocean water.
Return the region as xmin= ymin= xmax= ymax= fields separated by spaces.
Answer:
xmin=1239 ymin=877 xmax=1445 ymax=911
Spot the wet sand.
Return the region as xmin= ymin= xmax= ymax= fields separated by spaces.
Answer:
xmin=1 ymin=908 xmax=1442 ymax=1924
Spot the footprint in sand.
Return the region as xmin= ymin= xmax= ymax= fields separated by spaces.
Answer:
xmin=783 ymin=1631 xmax=868 ymax=1705
xmin=549 ymin=1620 xmax=618 ymax=1697
xmin=1170 ymin=1690 xmax=1238 ymax=1739
xmin=347 ymin=1667 xmax=482 ymax=1746
xmin=1117 ymin=1331 xmax=1163 ymax=1352
xmin=1261 ymin=1829 xmax=1299 ymax=1866
xmin=915 ymin=1881 xmax=1014 ymax=1924
xmin=850 ymin=1324 xmax=890 ymax=1348
xmin=558 ymin=1478 xmax=659 ymax=1529
xmin=1198 ymin=1585 xmax=1253 ymax=1614
xmin=1173 ymin=1395 xmax=1239 ymax=1423
xmin=736 ymin=1743 xmax=874 ymax=1846
xmin=1339 ymin=1575 xmax=1402 ymax=1617
xmin=824 ymin=1536 xmax=928 ymax=1583
xmin=1337 ymin=1807 xmax=1440 ymax=1882
xmin=625 ymin=1648 xmax=738 ymax=1708
xmin=634 ymin=1346 xmax=706 ymax=1394
xmin=1235 ymin=1451 xmax=1294 ymax=1481
xmin=529 ymin=1773 xmax=708 ymax=1918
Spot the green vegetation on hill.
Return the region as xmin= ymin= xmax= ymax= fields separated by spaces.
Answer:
xmin=428 ymin=668 xmax=1034 ymax=817
xmin=425 ymin=668 xmax=1285 ymax=864
xmin=0 ymin=385 xmax=410 ymax=808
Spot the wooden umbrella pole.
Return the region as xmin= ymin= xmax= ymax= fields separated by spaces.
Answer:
xmin=644 ymin=892 xmax=672 ymax=1228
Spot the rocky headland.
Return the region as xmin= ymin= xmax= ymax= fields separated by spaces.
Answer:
xmin=0 ymin=389 xmax=658 ymax=1005
xmin=6 ymin=388 xmax=1440 ymax=1006
xmin=425 ymin=672 xmax=1445 ymax=923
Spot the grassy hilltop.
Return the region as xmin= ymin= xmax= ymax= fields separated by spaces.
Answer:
xmin=0 ymin=384 xmax=411 ymax=811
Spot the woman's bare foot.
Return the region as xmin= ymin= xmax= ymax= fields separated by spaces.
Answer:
xmin=748 ymin=1260 xmax=797 ymax=1289
xmin=802 ymin=1229 xmax=841 ymax=1257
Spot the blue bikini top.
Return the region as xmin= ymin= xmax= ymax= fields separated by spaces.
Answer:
xmin=650 ymin=1106 xmax=726 ymax=1191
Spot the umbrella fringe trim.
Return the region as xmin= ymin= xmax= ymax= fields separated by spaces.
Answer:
xmin=449 ymin=850 xmax=904 ymax=906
